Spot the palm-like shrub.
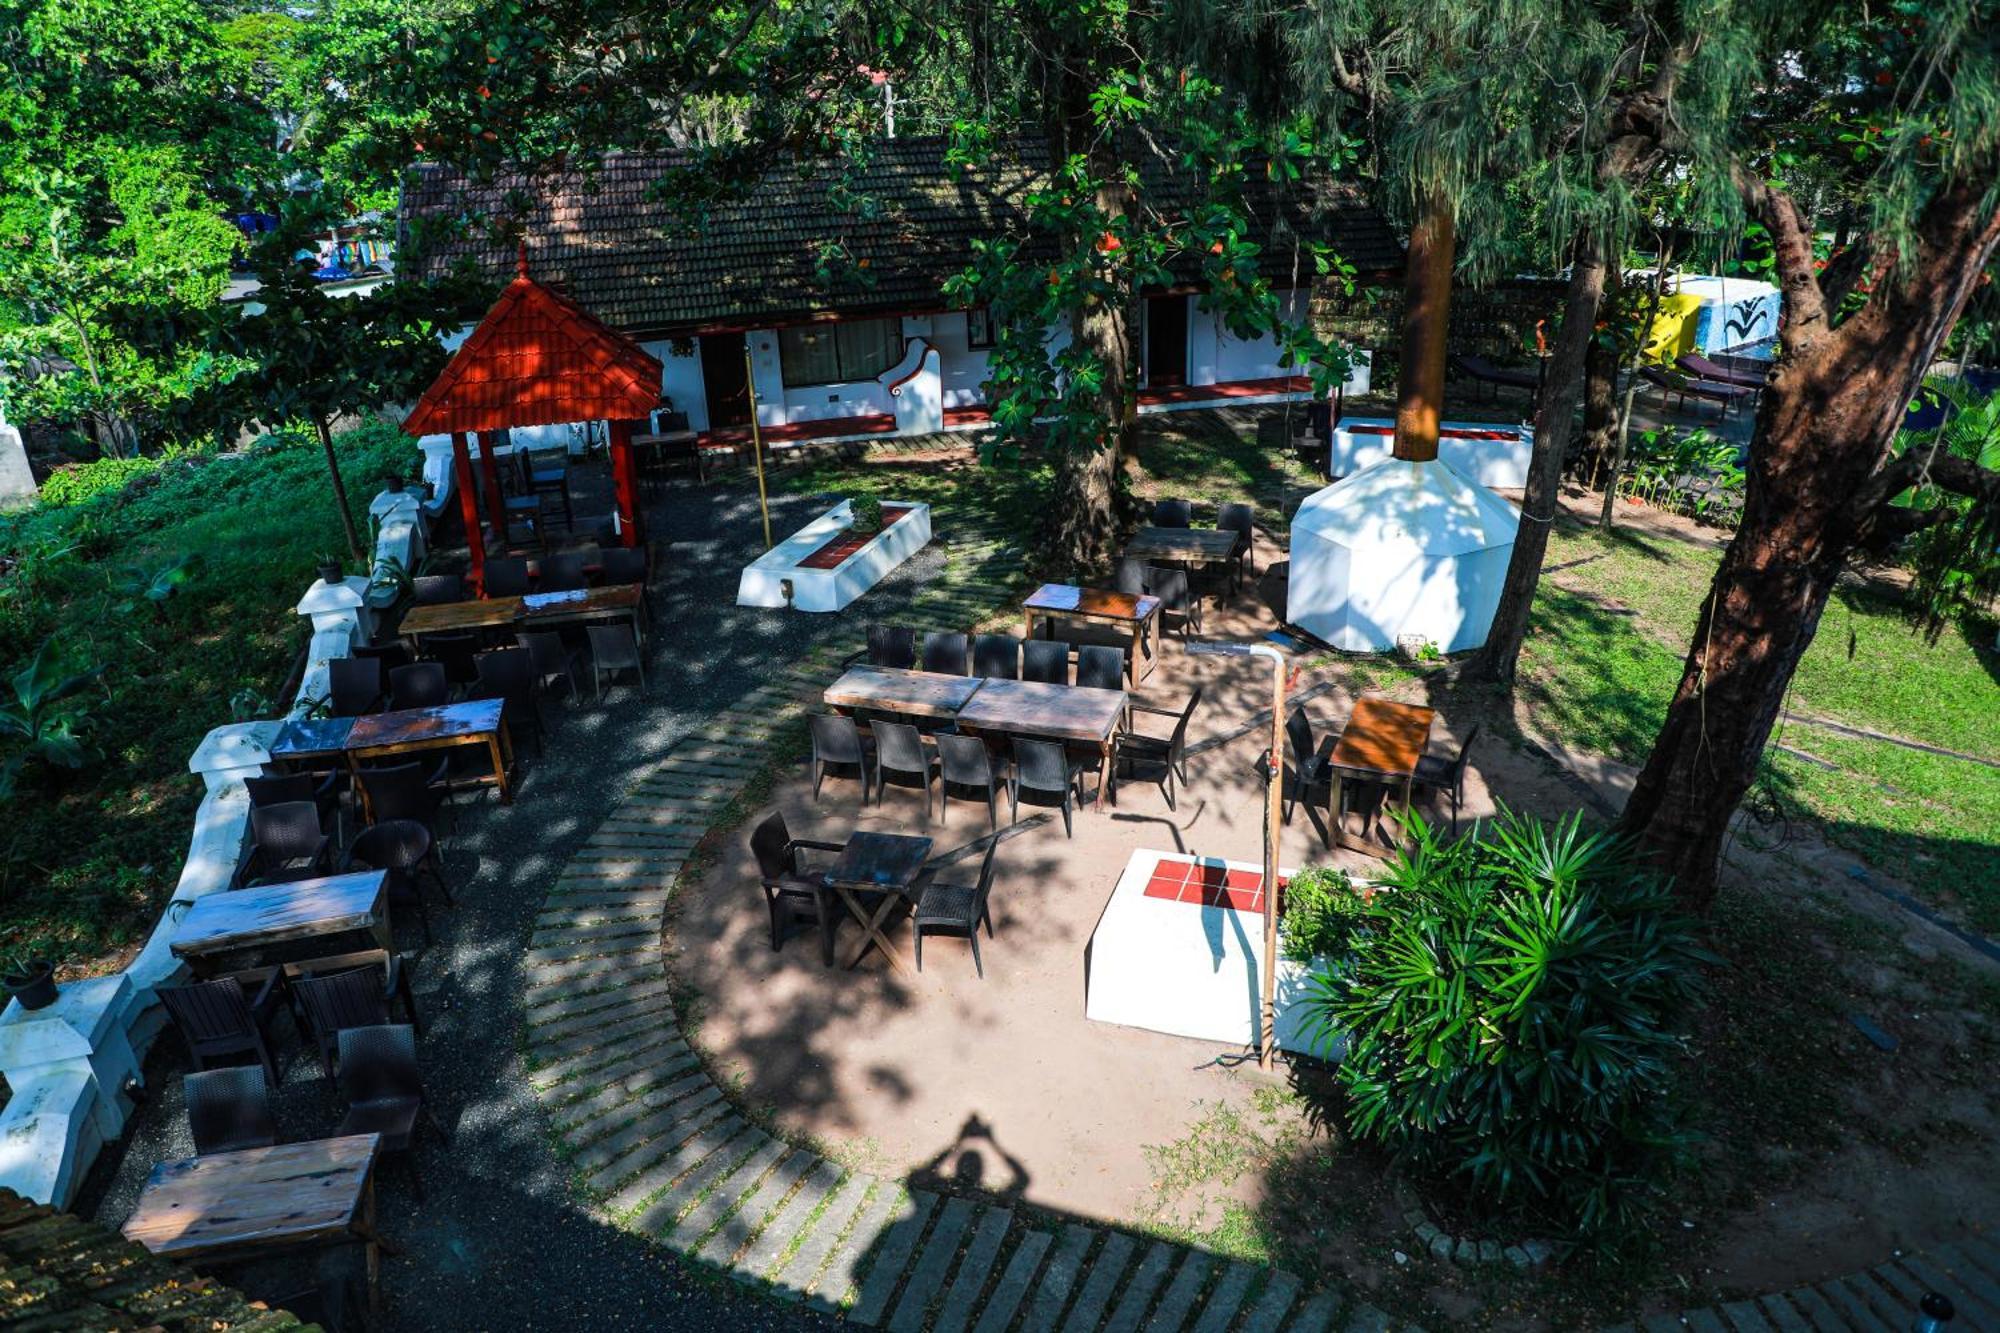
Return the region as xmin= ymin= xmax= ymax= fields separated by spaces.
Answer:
xmin=1302 ymin=807 xmax=1710 ymax=1238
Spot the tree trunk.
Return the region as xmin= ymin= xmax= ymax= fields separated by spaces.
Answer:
xmin=1619 ymin=173 xmax=2000 ymax=909
xmin=1392 ymin=193 xmax=1453 ymax=462
xmin=1581 ymin=264 xmax=1621 ymax=483
xmin=316 ymin=415 xmax=365 ymax=562
xmin=1471 ymin=229 xmax=1608 ymax=682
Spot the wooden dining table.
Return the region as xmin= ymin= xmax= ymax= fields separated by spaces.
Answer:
xmin=269 ymin=698 xmax=515 ymax=804
xmin=954 ymin=678 xmax=1128 ymax=809
xmin=170 ymin=870 xmax=389 ymax=976
xmin=823 ymin=665 xmax=985 ymax=720
xmin=1122 ymin=525 xmax=1240 ymax=568
xmin=1021 ymin=583 xmax=1163 ymax=683
xmin=123 ymin=1135 xmax=393 ymax=1315
xmin=1326 ymin=697 xmax=1435 ymax=850
xmin=821 ymin=831 xmax=934 ymax=974
xmin=399 ymin=582 xmax=643 ymax=639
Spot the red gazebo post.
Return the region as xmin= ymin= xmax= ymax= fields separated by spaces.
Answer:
xmin=609 ymin=419 xmax=645 ymax=548
xmin=475 ymin=430 xmax=509 ymax=545
xmin=450 ymin=431 xmax=487 ymax=592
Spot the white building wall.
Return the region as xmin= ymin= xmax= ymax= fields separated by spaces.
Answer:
xmin=644 ymin=338 xmax=711 ymax=432
xmin=926 ymin=312 xmax=992 ymax=408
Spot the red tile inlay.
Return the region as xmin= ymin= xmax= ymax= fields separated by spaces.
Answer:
xmin=797 ymin=504 xmax=915 ymax=570
xmin=1140 ymin=856 xmax=1285 ymax=915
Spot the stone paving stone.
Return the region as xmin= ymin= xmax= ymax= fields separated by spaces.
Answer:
xmin=607 ymin=1118 xmax=748 ymax=1217
xmin=932 ymin=1205 xmax=1015 ymax=1333
xmin=1719 ymin=1300 xmax=1775 ymax=1332
xmin=529 ymin=916 xmax=659 ymax=946
xmin=1962 ymin=1235 xmax=2000 ymax=1282
xmin=886 ymin=1196 xmax=979 ymax=1332
xmin=736 ymin=1159 xmax=841 ymax=1283
xmin=531 ymin=990 xmax=676 ymax=1046
xmin=529 ymin=1027 xmax=686 ymax=1090
xmin=1342 ymin=1302 xmax=1391 ymax=1332
xmin=1684 ymin=1309 xmax=1731 ymax=1333
xmin=1821 ymin=1278 xmax=1897 ymax=1333
xmin=1144 ymin=1250 xmax=1213 ymax=1332
xmin=525 ymin=975 xmax=673 ymax=1026
xmin=575 ymin=1085 xmax=724 ymax=1178
xmin=1189 ymin=1261 xmax=1257 ymax=1333
xmin=563 ymin=1069 xmax=712 ymax=1148
xmin=1102 ymin=1242 xmax=1176 ymax=1333
xmin=846 ymin=1191 xmax=940 ymax=1326
xmin=1777 ymin=1286 xmax=1854 ymax=1332
xmin=524 ymin=931 xmax=656 ymax=967
xmin=971 ymin=1229 xmax=1053 ymax=1333
xmin=1849 ymin=1272 xmax=1915 ymax=1328
xmin=1063 ymin=1232 xmax=1138 ymax=1333
xmin=529 ymin=1006 xmax=673 ymax=1067
xmin=1641 ymin=1315 xmax=1686 ymax=1333
xmin=1242 ymin=1273 xmax=1301 ymax=1333
xmin=789 ymin=1177 xmax=889 ymax=1307
xmin=671 ymin=1138 xmax=790 ymax=1248
xmin=546 ymin=1050 xmax=701 ymax=1126
xmin=536 ymin=892 xmax=673 ymax=919
xmin=634 ymin=1129 xmax=772 ymax=1235
xmin=698 ymin=1148 xmax=818 ymax=1267
xmin=523 ymin=949 xmax=658 ymax=990
xmin=1751 ymin=1293 xmax=1813 ymax=1333
xmin=1284 ymin=1289 xmax=1339 ymax=1333
xmin=1868 ymin=1262 xmax=1931 ymax=1313
xmin=1921 ymin=1247 xmax=2000 ymax=1322
xmin=586 ymin=1097 xmax=733 ymax=1199
xmin=1019 ymin=1224 xmax=1095 ymax=1333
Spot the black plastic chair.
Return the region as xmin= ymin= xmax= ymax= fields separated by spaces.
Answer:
xmin=1113 ymin=688 xmax=1202 ymax=811
xmin=1284 ymin=704 xmax=1337 ymax=840
xmin=937 ymin=733 xmax=1007 ymax=830
xmin=520 ymin=629 xmax=584 ymax=704
xmin=473 ymin=647 xmax=543 ymax=755
xmin=357 ymin=760 xmax=452 ymax=846
xmin=184 ymin=1066 xmax=277 ymax=1155
xmin=749 ymin=812 xmax=844 ymax=966
xmin=159 ymin=976 xmax=287 ymax=1086
xmin=235 ymin=800 xmax=332 ymax=886
xmin=921 ymin=631 xmax=969 ymax=676
xmin=600 ymin=546 xmax=647 ymax=586
xmin=483 ymin=556 xmax=532 ymax=598
xmin=541 ymin=551 xmax=591 ymax=592
xmin=523 ymin=447 xmax=574 ymax=527
xmin=972 ymin=634 xmax=1020 ymax=681
xmin=411 ymin=574 xmax=464 ymax=606
xmin=1075 ymin=645 xmax=1126 ymax=693
xmin=1021 ymin=640 xmax=1070 ymax=686
xmin=809 ymin=713 xmax=875 ymax=803
xmin=913 ymin=838 xmax=999 ymax=978
xmin=1150 ymin=566 xmax=1203 ymax=640
xmin=327 ymin=656 xmax=386 ymax=717
xmin=1113 ymin=558 xmax=1151 ymax=598
xmin=244 ymin=770 xmax=341 ymax=838
xmin=389 ymin=661 xmax=450 ymax=711
xmin=334 ymin=1025 xmax=449 ymax=1198
xmin=351 ymin=641 xmax=413 ymax=677
xmin=1152 ymin=498 xmax=1192 ymax=528
xmin=1411 ymin=724 xmax=1481 ymax=834
xmin=421 ymin=631 xmax=483 ymax=692
xmin=1010 ymin=736 xmax=1091 ymax=837
xmin=1216 ymin=502 xmax=1256 ymax=590
xmin=873 ymin=721 xmax=939 ymax=817
xmin=586 ymin=622 xmax=645 ymax=699
xmin=293 ymin=957 xmax=420 ymax=1080
xmin=344 ymin=819 xmax=452 ymax=947
xmin=868 ymin=625 xmax=917 ymax=669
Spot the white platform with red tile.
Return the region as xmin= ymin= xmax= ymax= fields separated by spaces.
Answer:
xmin=1328 ymin=416 xmax=1534 ymax=488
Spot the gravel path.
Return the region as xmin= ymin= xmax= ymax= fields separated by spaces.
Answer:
xmin=81 ymin=473 xmax=965 ymax=1330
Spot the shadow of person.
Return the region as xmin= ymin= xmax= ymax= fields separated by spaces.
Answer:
xmin=908 ymin=1112 xmax=1031 ymax=1200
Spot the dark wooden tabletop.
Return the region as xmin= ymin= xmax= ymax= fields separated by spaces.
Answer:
xmin=346 ymin=698 xmax=505 ymax=750
xmin=401 ymin=583 xmax=641 ymax=636
xmin=824 ymin=832 xmax=934 ymax=892
xmin=170 ymin=871 xmax=386 ymax=961
xmin=123 ymin=1135 xmax=380 ymax=1260
xmin=269 ymin=715 xmax=359 ymax=761
xmin=1328 ymin=698 xmax=1435 ymax=779
xmin=1122 ymin=526 xmax=1240 ymax=564
xmin=955 ymin=678 xmax=1127 ymax=744
xmin=1023 ymin=583 xmax=1161 ymax=623
xmin=824 ymin=666 xmax=986 ymax=720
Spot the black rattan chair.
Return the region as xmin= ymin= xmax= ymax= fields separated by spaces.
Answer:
xmin=600 ymin=545 xmax=647 ymax=586
xmin=334 ymin=1024 xmax=449 ymax=1198
xmin=869 ymin=625 xmax=917 ymax=669
xmin=235 ymin=800 xmax=332 ymax=886
xmin=1216 ymin=502 xmax=1255 ymax=590
xmin=483 ymin=556 xmax=531 ymax=598
xmin=972 ymin=634 xmax=1020 ymax=681
xmin=1010 ymin=736 xmax=1091 ymax=837
xmin=411 ymin=574 xmax=464 ymax=606
xmin=159 ymin=976 xmax=287 ymax=1086
xmin=344 ymin=819 xmax=452 ymax=947
xmin=351 ymin=641 xmax=413 ymax=677
xmin=1075 ymin=645 xmax=1126 ymax=693
xmin=389 ymin=662 xmax=449 ymax=711
xmin=1113 ymin=558 xmax=1150 ymax=598
xmin=809 ymin=714 xmax=874 ymax=803
xmin=1152 ymin=498 xmax=1192 ymax=528
xmin=293 ymin=958 xmax=418 ymax=1080
xmin=937 ymin=733 xmax=1007 ymax=830
xmin=327 ymin=656 xmax=385 ymax=717
xmin=421 ymin=631 xmax=483 ymax=692
xmin=1411 ymin=725 xmax=1481 ymax=834
xmin=244 ymin=771 xmax=340 ymax=836
xmin=872 ymin=721 xmax=939 ymax=817
xmin=184 ymin=1066 xmax=277 ymax=1155
xmin=1021 ymin=639 xmax=1070 ymax=685
xmin=1151 ymin=566 xmax=1203 ymax=640
xmin=912 ymin=838 xmax=999 ymax=978
xmin=749 ymin=812 xmax=844 ymax=966
xmin=520 ymin=629 xmax=583 ymax=704
xmin=1113 ymin=688 xmax=1202 ymax=811
xmin=541 ymin=550 xmax=591 ymax=592
xmin=586 ymin=622 xmax=645 ymax=699
xmin=357 ymin=760 xmax=452 ymax=847
xmin=1284 ymin=704 xmax=1337 ymax=842
xmin=921 ymin=631 xmax=969 ymax=676
xmin=472 ymin=647 xmax=543 ymax=755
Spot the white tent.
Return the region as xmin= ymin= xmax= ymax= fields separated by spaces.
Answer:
xmin=1287 ymin=457 xmax=1520 ymax=653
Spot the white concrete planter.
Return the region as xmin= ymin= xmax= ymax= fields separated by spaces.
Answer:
xmin=1328 ymin=417 xmax=1535 ymax=488
xmin=736 ymin=499 xmax=932 ymax=612
xmin=1085 ymin=848 xmax=1342 ymax=1057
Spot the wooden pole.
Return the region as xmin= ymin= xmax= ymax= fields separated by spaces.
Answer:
xmin=744 ymin=347 xmax=773 ymax=550
xmin=1392 ymin=192 xmax=1456 ymax=464
xmin=609 ymin=418 xmax=643 ymax=548
xmin=475 ymin=429 xmax=509 ymax=546
xmin=1261 ymin=651 xmax=1286 ymax=1069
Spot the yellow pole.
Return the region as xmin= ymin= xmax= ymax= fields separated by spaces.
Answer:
xmin=1262 ymin=651 xmax=1285 ymax=1069
xmin=744 ymin=346 xmax=773 ymax=550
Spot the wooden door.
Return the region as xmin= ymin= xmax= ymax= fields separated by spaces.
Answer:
xmin=1146 ymin=296 xmax=1189 ymax=387
xmin=699 ymin=331 xmax=752 ymax=428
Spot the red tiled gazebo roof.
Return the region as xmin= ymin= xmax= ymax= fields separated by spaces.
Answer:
xmin=403 ymin=251 xmax=663 ymax=437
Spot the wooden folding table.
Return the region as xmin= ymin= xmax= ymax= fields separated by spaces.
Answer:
xmin=953 ymin=678 xmax=1127 ymax=810
xmin=170 ymin=870 xmax=389 ymax=977
xmin=1326 ymin=697 xmax=1435 ymax=851
xmin=1021 ymin=583 xmax=1163 ymax=683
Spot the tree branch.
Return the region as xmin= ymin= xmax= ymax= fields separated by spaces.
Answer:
xmin=1731 ymin=163 xmax=1828 ymax=352
xmin=1815 ymin=238 xmax=1873 ymax=316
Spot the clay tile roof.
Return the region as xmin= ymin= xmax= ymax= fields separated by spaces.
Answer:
xmin=401 ymin=136 xmax=1405 ymax=337
xmin=402 ymin=252 xmax=665 ymax=437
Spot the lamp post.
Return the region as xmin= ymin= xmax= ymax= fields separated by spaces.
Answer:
xmin=1185 ymin=639 xmax=1287 ymax=1069
xmin=744 ymin=346 xmax=773 ymax=550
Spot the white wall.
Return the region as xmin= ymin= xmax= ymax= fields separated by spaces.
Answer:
xmin=1207 ymin=288 xmax=1313 ymax=384
xmin=645 ymin=338 xmax=710 ymax=432
xmin=925 ymin=312 xmax=993 ymax=409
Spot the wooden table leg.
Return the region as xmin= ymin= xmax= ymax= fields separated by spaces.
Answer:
xmin=1095 ymin=736 xmax=1114 ymax=810
xmin=363 ymin=1174 xmax=381 ymax=1318
xmin=838 ymin=886 xmax=911 ymax=975
xmin=488 ymin=728 xmax=513 ymax=803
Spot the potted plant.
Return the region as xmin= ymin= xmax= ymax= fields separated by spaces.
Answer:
xmin=848 ymin=496 xmax=885 ymax=535
xmin=384 ymin=473 xmax=406 ymax=494
xmin=315 ymin=555 xmax=345 ymax=585
xmin=4 ymin=954 xmax=57 ymax=1011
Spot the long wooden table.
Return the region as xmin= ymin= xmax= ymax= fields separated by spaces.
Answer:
xmin=270 ymin=698 xmax=515 ymax=803
xmin=1122 ymin=525 xmax=1239 ymax=567
xmin=1022 ymin=583 xmax=1162 ymax=683
xmin=123 ymin=1135 xmax=392 ymax=1314
xmin=823 ymin=666 xmax=985 ymax=720
xmin=1326 ymin=697 xmax=1435 ymax=850
xmin=954 ymin=678 xmax=1128 ymax=809
xmin=399 ymin=582 xmax=642 ymax=638
xmin=171 ymin=871 xmax=388 ymax=975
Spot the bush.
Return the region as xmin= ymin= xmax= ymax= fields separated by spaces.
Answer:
xmin=1302 ymin=807 xmax=1711 ymax=1239
xmin=1279 ymin=864 xmax=1367 ymax=962
xmin=38 ymin=455 xmax=162 ymax=508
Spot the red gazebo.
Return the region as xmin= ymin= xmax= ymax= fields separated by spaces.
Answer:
xmin=403 ymin=250 xmax=663 ymax=592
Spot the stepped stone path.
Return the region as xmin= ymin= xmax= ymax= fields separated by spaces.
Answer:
xmin=516 ymin=498 xmax=1981 ymax=1333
